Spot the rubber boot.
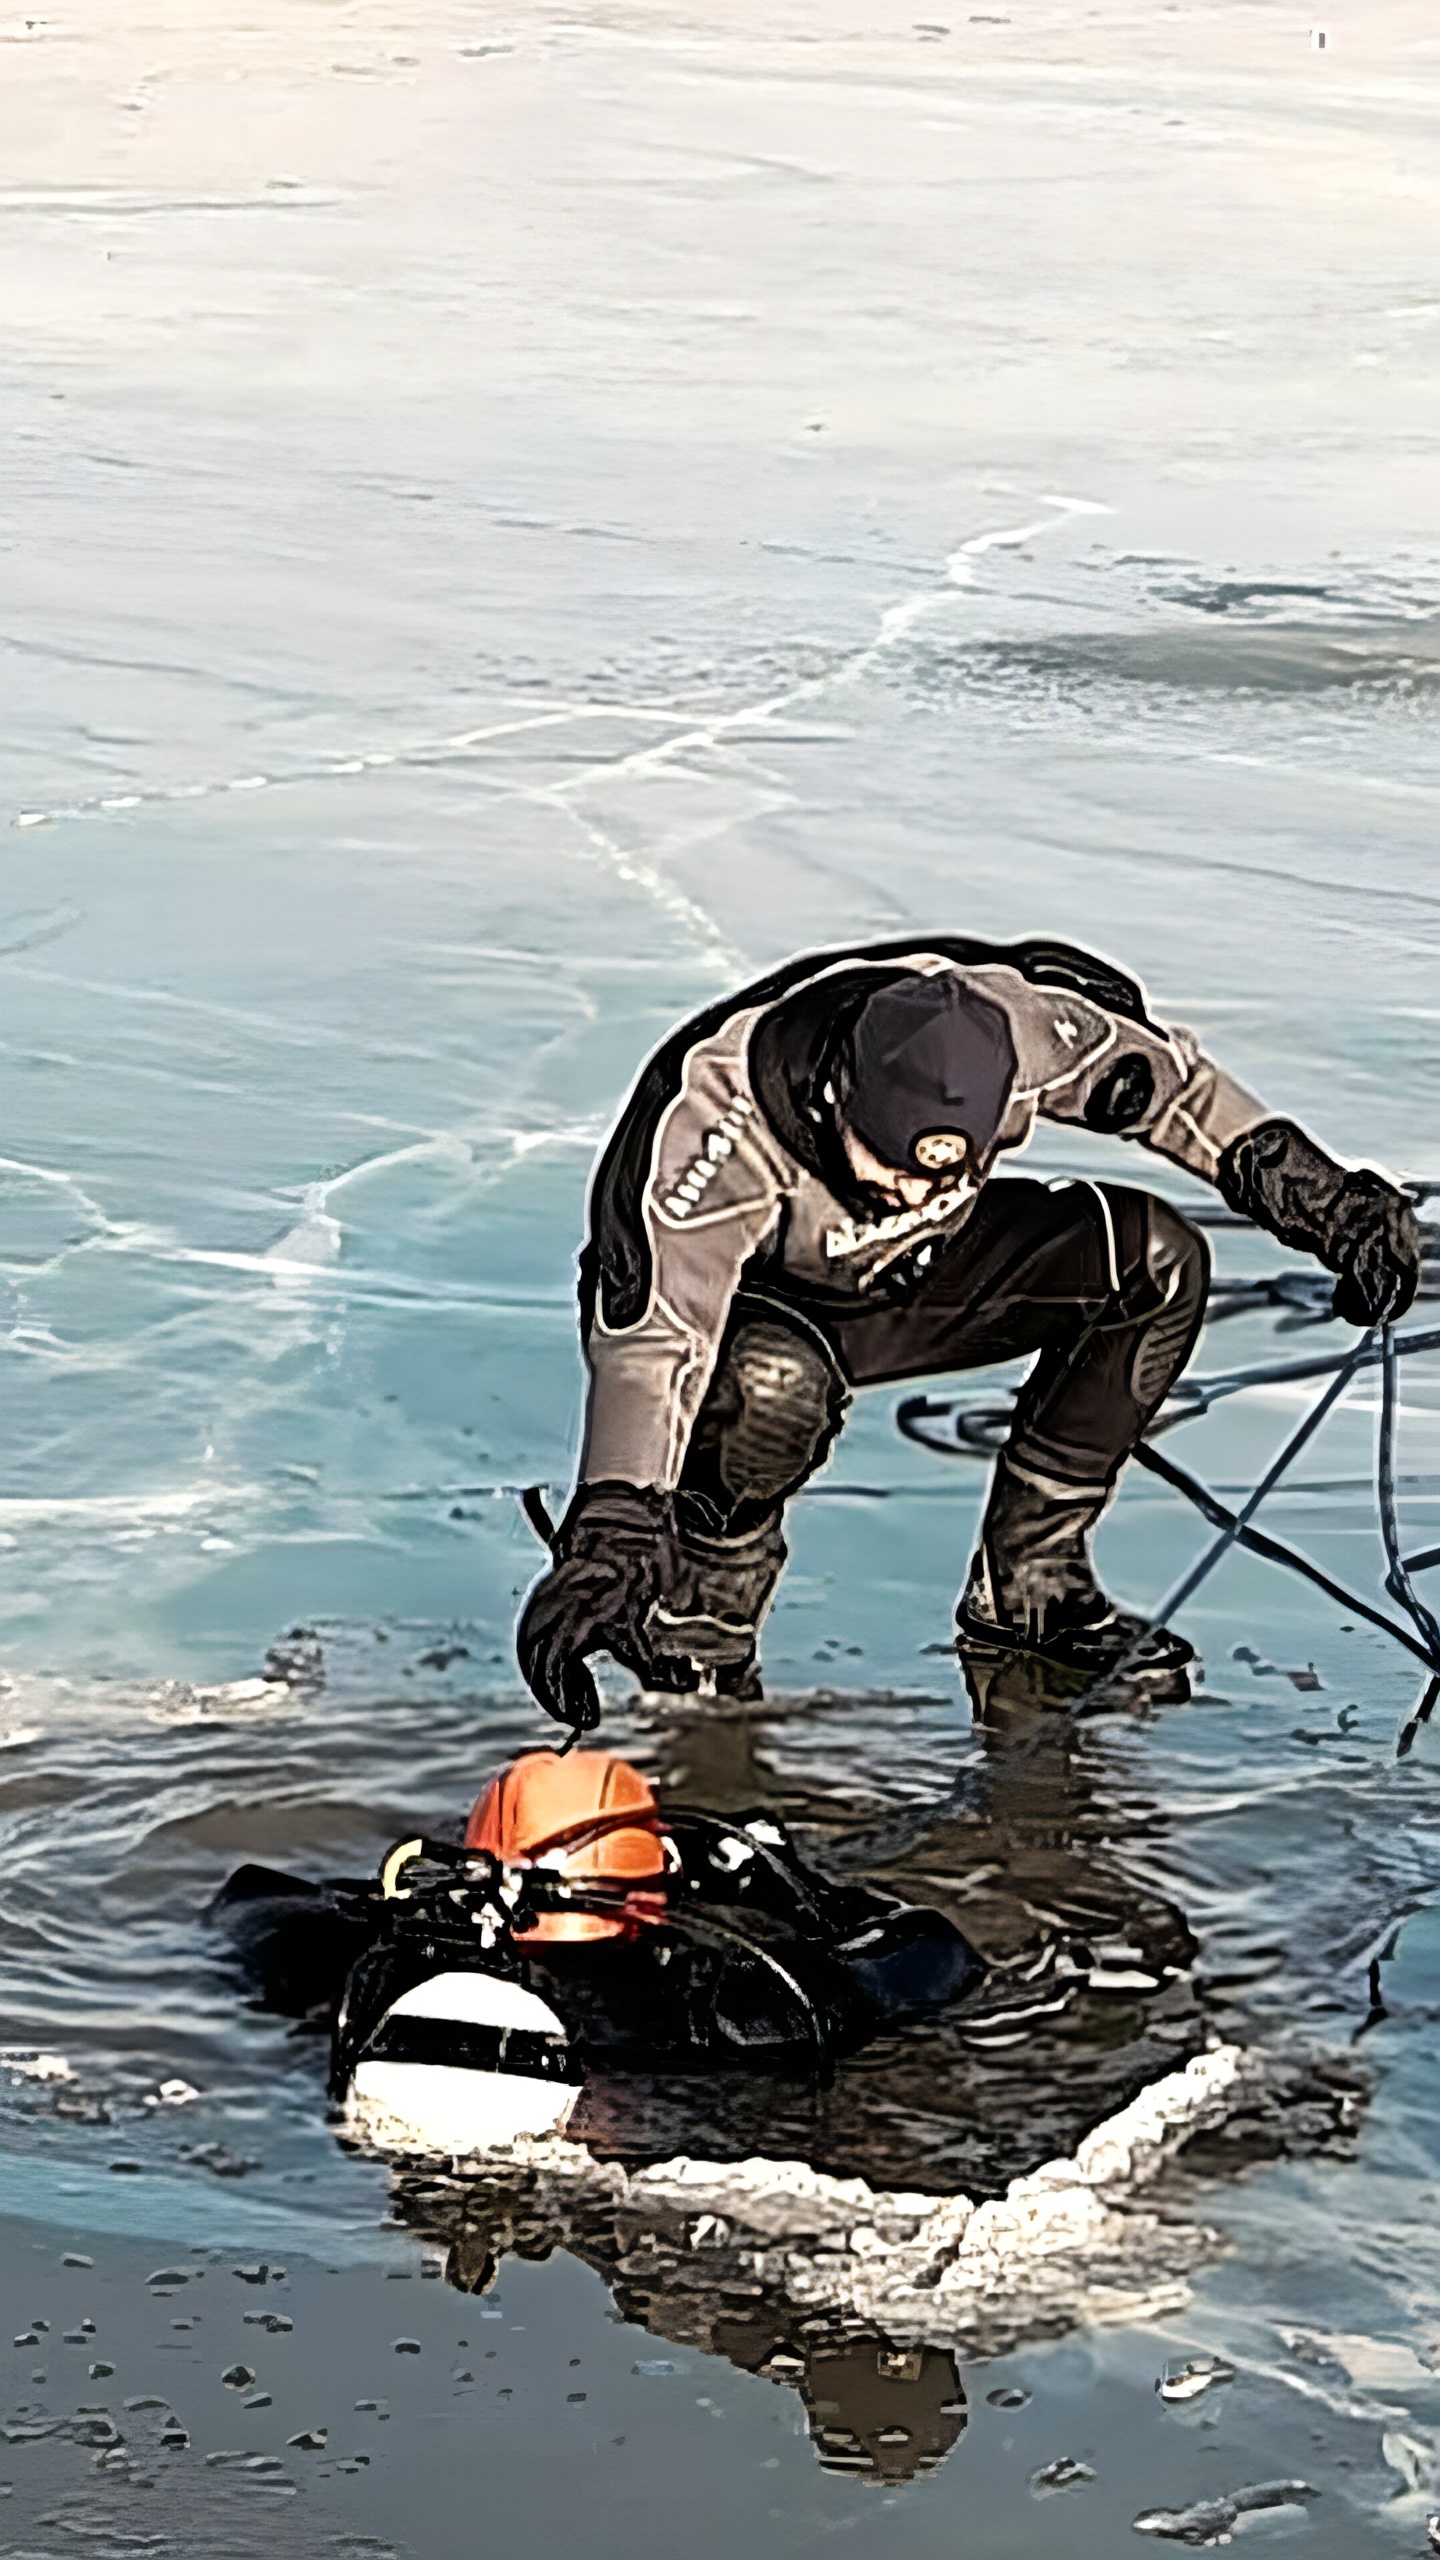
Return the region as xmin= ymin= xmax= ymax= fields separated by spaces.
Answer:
xmin=642 ymin=1515 xmax=787 ymax=1700
xmin=956 ymin=1454 xmax=1194 ymax=1691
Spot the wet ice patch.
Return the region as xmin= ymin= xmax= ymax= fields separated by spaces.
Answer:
xmin=263 ymin=1191 xmax=342 ymax=1281
xmin=1383 ymin=2427 xmax=1440 ymax=2498
xmin=124 ymin=1674 xmax=292 ymax=1723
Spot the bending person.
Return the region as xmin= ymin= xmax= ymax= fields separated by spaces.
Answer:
xmin=517 ymin=936 xmax=1419 ymax=1725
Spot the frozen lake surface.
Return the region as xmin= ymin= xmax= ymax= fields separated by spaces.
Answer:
xmin=2 ymin=3 xmax=1438 ymax=2552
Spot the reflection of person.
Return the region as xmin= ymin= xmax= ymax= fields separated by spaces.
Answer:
xmin=799 ymin=2340 xmax=966 ymax=2483
xmin=954 ymin=1645 xmax=1199 ymax=2000
xmin=410 ymin=2183 xmax=968 ymax=2485
xmin=519 ymin=937 xmax=1420 ymax=1724
xmin=562 ymin=1678 xmax=1209 ymax=2197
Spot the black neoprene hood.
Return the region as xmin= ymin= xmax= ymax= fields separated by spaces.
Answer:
xmin=843 ymin=973 xmax=1018 ymax=1174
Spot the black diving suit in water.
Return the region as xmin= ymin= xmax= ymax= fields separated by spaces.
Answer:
xmin=211 ymin=1807 xmax=986 ymax=2091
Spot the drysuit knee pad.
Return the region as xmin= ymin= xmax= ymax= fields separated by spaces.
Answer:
xmin=1093 ymin=1184 xmax=1209 ymax=1316
xmin=1144 ymin=1195 xmax=1209 ymax=1299
xmin=1128 ymin=1196 xmax=1209 ymax=1412
xmin=680 ymin=1307 xmax=849 ymax=1537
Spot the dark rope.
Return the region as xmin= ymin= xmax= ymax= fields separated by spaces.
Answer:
xmin=1129 ymin=1438 xmax=1440 ymax=1673
xmin=514 ymin=1485 xmax=586 ymax=1750
xmin=1377 ymin=1328 xmax=1440 ymax=1663
xmin=1150 ymin=1329 xmax=1376 ymax=1629
xmin=1397 ymin=1674 xmax=1440 ymax=1762
xmin=1155 ymin=1324 xmax=1440 ymax=1432
xmin=520 ymin=1484 xmax=558 ymax=1550
xmin=895 ymin=1313 xmax=1440 ymax=1720
xmin=895 ymin=1324 xmax=1440 ymax=1460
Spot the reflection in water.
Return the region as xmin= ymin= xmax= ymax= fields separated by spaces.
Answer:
xmin=394 ymin=2164 xmax=976 ymax=2483
xmin=411 ymin=2194 xmax=966 ymax=2483
xmin=372 ymin=1661 xmax=1363 ymax=2484
xmin=799 ymin=2342 xmax=966 ymax=2484
xmin=561 ymin=1652 xmax=1208 ymax=2194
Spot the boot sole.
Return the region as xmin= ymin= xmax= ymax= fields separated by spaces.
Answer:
xmin=954 ymin=1611 xmax=1193 ymax=1686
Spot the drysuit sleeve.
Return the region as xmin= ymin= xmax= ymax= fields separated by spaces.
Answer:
xmin=1133 ymin=1030 xmax=1272 ymax=1185
xmin=579 ymin=1045 xmax=790 ymax=1493
xmin=995 ymin=973 xmax=1268 ymax=1186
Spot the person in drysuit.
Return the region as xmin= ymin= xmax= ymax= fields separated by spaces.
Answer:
xmin=214 ymin=1747 xmax=987 ymax=2113
xmin=517 ymin=936 xmax=1421 ymax=1724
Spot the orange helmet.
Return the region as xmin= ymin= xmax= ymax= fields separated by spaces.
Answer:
xmin=465 ymin=1750 xmax=669 ymax=1944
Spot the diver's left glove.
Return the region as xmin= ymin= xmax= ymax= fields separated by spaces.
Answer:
xmin=516 ymin=1480 xmax=689 ymax=1735
xmin=1218 ymin=1119 xmax=1421 ymax=1326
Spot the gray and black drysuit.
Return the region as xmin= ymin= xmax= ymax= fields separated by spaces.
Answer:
xmin=518 ymin=937 xmax=1420 ymax=1722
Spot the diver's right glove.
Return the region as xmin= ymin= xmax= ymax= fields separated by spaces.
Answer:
xmin=516 ymin=1480 xmax=689 ymax=1735
xmin=1218 ymin=1119 xmax=1421 ymax=1326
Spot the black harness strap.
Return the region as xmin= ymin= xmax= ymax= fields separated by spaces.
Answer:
xmin=360 ymin=2015 xmax=576 ymax=2080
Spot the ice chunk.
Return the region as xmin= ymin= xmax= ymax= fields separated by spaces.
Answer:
xmin=1031 ymin=2456 xmax=1094 ymax=2494
xmin=1133 ymin=2480 xmax=1318 ymax=2544
xmin=1156 ymin=2356 xmax=1235 ymax=2403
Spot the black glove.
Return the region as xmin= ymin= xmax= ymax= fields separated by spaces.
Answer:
xmin=516 ymin=1480 xmax=689 ymax=1734
xmin=1219 ymin=1119 xmax=1421 ymax=1326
